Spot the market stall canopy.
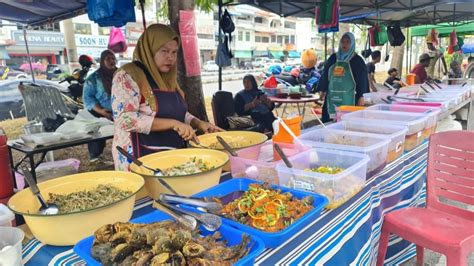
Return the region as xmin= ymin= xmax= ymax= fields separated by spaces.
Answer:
xmin=0 ymin=0 xmax=86 ymax=26
xmin=409 ymin=21 xmax=474 ymax=37
xmin=236 ymin=0 xmax=474 ymax=27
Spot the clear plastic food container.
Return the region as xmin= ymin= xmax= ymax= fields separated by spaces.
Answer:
xmin=0 ymin=204 xmax=14 ymax=227
xmin=277 ymin=148 xmax=369 ymax=209
xmin=326 ymin=121 xmax=408 ymax=163
xmin=367 ymin=104 xmax=440 ymax=140
xmin=363 ymin=92 xmax=414 ymax=105
xmin=298 ymin=128 xmax=390 ymax=177
xmin=341 ymin=110 xmax=428 ymax=151
xmin=230 ymin=141 xmax=309 ymax=185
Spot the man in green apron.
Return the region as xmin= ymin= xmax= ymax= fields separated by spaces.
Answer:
xmin=318 ymin=32 xmax=368 ymax=122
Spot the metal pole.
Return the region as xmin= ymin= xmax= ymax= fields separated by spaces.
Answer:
xmin=324 ymin=33 xmax=328 ymax=61
xmin=218 ymin=0 xmax=223 ymax=91
xmin=23 ymin=28 xmax=35 ymax=83
xmin=405 ymin=28 xmax=409 ymax=75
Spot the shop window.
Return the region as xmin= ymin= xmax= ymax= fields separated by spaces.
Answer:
xmin=197 ymin=34 xmax=213 ymax=39
xmin=284 ymin=21 xmax=296 ymax=29
xmin=245 ymin=32 xmax=250 ymax=42
xmin=255 ymin=36 xmax=262 ymax=42
xmin=254 ymin=17 xmax=263 ymax=23
xmin=271 ymin=35 xmax=276 ymax=43
xmin=277 ymin=36 xmax=283 ymax=44
xmin=99 ymin=27 xmax=111 ymax=35
xmin=74 ymin=23 xmax=92 ymax=35
xmin=262 ymin=37 xmax=269 ymax=43
xmin=284 ymin=36 xmax=289 ymax=44
xmin=238 ymin=31 xmax=243 ymax=41
xmin=290 ymin=35 xmax=295 ymax=44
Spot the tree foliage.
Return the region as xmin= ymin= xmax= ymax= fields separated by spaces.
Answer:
xmin=156 ymin=0 xmax=218 ymax=19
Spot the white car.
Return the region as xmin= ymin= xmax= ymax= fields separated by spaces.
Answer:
xmin=285 ymin=58 xmax=301 ymax=67
xmin=203 ymin=61 xmax=219 ymax=72
xmin=251 ymin=57 xmax=270 ymax=68
xmin=264 ymin=59 xmax=286 ymax=70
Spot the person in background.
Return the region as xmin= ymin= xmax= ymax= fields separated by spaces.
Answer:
xmin=318 ymin=32 xmax=369 ymax=122
xmin=111 ymin=24 xmax=221 ymax=171
xmin=367 ymin=50 xmax=381 ymax=92
xmin=83 ymin=49 xmax=117 ymax=162
xmin=426 ymin=33 xmax=447 ymax=79
xmin=411 ymin=53 xmax=431 ymax=84
xmin=449 ymin=60 xmax=463 ymax=79
xmin=384 ymin=68 xmax=406 ymax=89
xmin=234 ymin=74 xmax=276 ymax=133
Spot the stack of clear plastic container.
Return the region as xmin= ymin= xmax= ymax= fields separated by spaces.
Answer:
xmin=277 ymin=148 xmax=369 ymax=209
xmin=341 ymin=110 xmax=428 ymax=151
xmin=367 ymin=104 xmax=441 ymax=140
xmin=298 ymin=128 xmax=390 ymax=177
xmin=230 ymin=141 xmax=309 ymax=185
xmin=326 ymin=120 xmax=408 ymax=163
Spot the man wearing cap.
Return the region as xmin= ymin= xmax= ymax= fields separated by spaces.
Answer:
xmin=411 ymin=53 xmax=431 ymax=84
xmin=426 ymin=34 xmax=447 ymax=79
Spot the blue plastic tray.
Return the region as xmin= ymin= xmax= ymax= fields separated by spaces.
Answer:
xmin=73 ymin=210 xmax=265 ymax=266
xmin=191 ymin=178 xmax=328 ymax=248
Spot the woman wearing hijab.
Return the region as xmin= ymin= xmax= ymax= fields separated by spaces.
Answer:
xmin=234 ymin=74 xmax=276 ymax=132
xmin=111 ymin=24 xmax=221 ymax=171
xmin=83 ymin=49 xmax=116 ymax=162
xmin=318 ymin=32 xmax=369 ymax=122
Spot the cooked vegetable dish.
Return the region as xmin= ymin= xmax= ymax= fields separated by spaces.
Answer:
xmin=91 ymin=221 xmax=250 ymax=265
xmin=208 ymin=138 xmax=244 ymax=150
xmin=47 ymin=185 xmax=132 ymax=214
xmin=219 ymin=184 xmax=313 ymax=232
xmin=162 ymin=157 xmax=214 ymax=176
xmin=305 ymin=166 xmax=344 ymax=174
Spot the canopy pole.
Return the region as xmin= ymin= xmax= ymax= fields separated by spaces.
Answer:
xmin=324 ymin=33 xmax=328 ymax=61
xmin=23 ymin=28 xmax=35 ymax=83
xmin=140 ymin=0 xmax=146 ymax=29
xmin=218 ymin=0 xmax=222 ymax=91
xmin=405 ymin=27 xmax=410 ymax=75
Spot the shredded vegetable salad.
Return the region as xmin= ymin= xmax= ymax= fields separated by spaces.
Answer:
xmin=305 ymin=166 xmax=344 ymax=174
xmin=162 ymin=157 xmax=214 ymax=176
xmin=220 ymin=184 xmax=313 ymax=232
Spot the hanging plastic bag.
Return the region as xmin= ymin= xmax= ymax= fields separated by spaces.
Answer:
xmin=108 ymin=27 xmax=128 ymax=53
xmin=387 ymin=22 xmax=405 ymax=46
xmin=361 ymin=32 xmax=372 ymax=58
xmin=88 ymin=0 xmax=136 ymax=27
xmin=179 ymin=10 xmax=201 ymax=77
xmin=448 ymin=30 xmax=458 ymax=54
xmin=375 ymin=25 xmax=388 ymax=46
xmin=215 ymin=36 xmax=231 ymax=67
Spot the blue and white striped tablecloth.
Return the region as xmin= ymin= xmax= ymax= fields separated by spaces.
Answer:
xmin=22 ymin=142 xmax=428 ymax=266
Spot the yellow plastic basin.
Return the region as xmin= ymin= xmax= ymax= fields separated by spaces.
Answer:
xmin=190 ymin=131 xmax=268 ymax=171
xmin=130 ymin=148 xmax=229 ymax=197
xmin=8 ymin=171 xmax=144 ymax=246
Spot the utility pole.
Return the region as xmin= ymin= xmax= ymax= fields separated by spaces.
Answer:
xmin=60 ymin=19 xmax=77 ymax=72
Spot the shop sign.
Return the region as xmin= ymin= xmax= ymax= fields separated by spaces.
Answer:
xmin=75 ymin=34 xmax=108 ymax=47
xmin=11 ymin=30 xmax=64 ymax=47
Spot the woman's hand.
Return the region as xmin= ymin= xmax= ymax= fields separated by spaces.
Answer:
xmin=197 ymin=120 xmax=224 ymax=134
xmin=173 ymin=121 xmax=198 ymax=142
xmin=99 ymin=109 xmax=113 ymax=120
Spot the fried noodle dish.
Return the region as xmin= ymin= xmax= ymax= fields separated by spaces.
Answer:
xmin=219 ymin=184 xmax=313 ymax=232
xmin=162 ymin=157 xmax=214 ymax=176
xmin=47 ymin=185 xmax=132 ymax=214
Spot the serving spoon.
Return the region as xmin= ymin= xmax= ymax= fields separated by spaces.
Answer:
xmin=116 ymin=146 xmax=178 ymax=195
xmin=21 ymin=166 xmax=59 ymax=215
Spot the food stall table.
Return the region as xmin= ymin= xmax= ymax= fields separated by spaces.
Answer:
xmin=7 ymin=133 xmax=113 ymax=185
xmin=18 ymin=141 xmax=428 ymax=265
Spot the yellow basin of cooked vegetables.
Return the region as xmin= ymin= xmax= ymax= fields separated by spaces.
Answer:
xmin=190 ymin=131 xmax=268 ymax=171
xmin=130 ymin=148 xmax=229 ymax=197
xmin=8 ymin=171 xmax=144 ymax=246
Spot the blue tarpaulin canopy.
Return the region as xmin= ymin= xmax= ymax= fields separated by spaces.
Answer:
xmin=0 ymin=0 xmax=87 ymax=26
xmin=462 ymin=43 xmax=474 ymax=54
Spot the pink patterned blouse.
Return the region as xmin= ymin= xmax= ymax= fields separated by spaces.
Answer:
xmin=111 ymin=70 xmax=195 ymax=171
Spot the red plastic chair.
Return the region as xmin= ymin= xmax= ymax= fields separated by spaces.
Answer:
xmin=377 ymin=130 xmax=474 ymax=266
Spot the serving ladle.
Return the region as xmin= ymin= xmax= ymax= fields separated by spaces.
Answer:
xmin=21 ymin=166 xmax=59 ymax=215
xmin=116 ymin=146 xmax=178 ymax=195
xmin=216 ymin=136 xmax=238 ymax=156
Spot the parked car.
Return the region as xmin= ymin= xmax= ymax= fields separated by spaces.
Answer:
xmin=238 ymin=61 xmax=254 ymax=70
xmin=252 ymin=57 xmax=270 ymax=68
xmin=203 ymin=60 xmax=219 ymax=72
xmin=0 ymin=66 xmax=29 ymax=80
xmin=264 ymin=59 xmax=286 ymax=70
xmin=0 ymin=79 xmax=71 ymax=120
xmin=117 ymin=59 xmax=132 ymax=68
xmin=285 ymin=58 xmax=301 ymax=67
xmin=46 ymin=64 xmax=69 ymax=80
